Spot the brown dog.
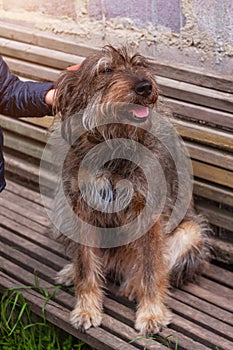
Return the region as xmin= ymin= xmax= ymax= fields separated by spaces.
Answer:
xmin=52 ymin=46 xmax=209 ymax=335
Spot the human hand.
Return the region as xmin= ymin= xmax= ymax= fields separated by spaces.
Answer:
xmin=45 ymin=88 xmax=56 ymax=105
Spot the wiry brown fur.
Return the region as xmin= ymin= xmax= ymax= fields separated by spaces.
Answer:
xmin=53 ymin=45 xmax=210 ymax=335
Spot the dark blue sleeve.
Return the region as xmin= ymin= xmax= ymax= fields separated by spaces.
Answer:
xmin=0 ymin=56 xmax=54 ymax=117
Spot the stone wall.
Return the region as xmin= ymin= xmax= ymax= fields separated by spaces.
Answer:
xmin=0 ymin=0 xmax=232 ymax=74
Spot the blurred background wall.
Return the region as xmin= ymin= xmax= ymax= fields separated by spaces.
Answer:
xmin=0 ymin=0 xmax=232 ymax=73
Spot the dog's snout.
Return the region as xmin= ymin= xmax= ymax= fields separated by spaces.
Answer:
xmin=135 ymin=81 xmax=152 ymax=97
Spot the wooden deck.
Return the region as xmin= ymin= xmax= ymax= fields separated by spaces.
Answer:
xmin=0 ymin=180 xmax=233 ymax=350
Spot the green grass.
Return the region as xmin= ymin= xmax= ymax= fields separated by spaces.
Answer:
xmin=0 ymin=286 xmax=87 ymax=350
xmin=129 ymin=334 xmax=179 ymax=349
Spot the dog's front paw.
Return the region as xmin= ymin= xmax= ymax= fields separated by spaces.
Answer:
xmin=70 ymin=307 xmax=102 ymax=332
xmin=55 ymin=263 xmax=74 ymax=286
xmin=135 ymin=303 xmax=172 ymax=336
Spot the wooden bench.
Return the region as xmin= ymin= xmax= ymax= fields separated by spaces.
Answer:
xmin=1 ymin=180 xmax=233 ymax=350
xmin=0 ymin=20 xmax=233 ymax=349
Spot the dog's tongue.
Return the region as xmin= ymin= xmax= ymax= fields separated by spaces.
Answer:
xmin=129 ymin=106 xmax=149 ymax=118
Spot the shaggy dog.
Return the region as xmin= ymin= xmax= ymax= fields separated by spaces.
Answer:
xmin=52 ymin=45 xmax=209 ymax=335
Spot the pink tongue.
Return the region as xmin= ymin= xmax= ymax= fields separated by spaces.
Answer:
xmin=130 ymin=106 xmax=149 ymax=118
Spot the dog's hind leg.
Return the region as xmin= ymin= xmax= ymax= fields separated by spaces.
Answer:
xmin=55 ymin=263 xmax=74 ymax=286
xmin=165 ymin=218 xmax=210 ymax=287
xmin=70 ymin=245 xmax=104 ymax=332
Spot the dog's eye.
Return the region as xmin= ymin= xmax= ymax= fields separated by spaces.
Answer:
xmin=102 ymin=67 xmax=113 ymax=74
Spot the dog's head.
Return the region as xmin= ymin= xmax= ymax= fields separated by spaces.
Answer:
xmin=55 ymin=46 xmax=158 ymax=126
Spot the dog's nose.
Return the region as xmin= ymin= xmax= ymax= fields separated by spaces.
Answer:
xmin=135 ymin=81 xmax=152 ymax=97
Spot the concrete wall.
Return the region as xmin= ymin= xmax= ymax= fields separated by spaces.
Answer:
xmin=0 ymin=0 xmax=232 ymax=74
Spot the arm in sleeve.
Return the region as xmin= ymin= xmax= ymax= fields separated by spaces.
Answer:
xmin=0 ymin=56 xmax=54 ymax=117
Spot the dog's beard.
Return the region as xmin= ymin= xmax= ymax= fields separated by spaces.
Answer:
xmin=82 ymin=95 xmax=152 ymax=131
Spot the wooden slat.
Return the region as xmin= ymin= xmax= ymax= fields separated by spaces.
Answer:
xmin=1 ymin=229 xmax=230 ymax=350
xmin=20 ymin=116 xmax=54 ymax=129
xmin=203 ymin=264 xmax=233 ymax=289
xmin=0 ymin=274 xmax=138 ymax=350
xmin=173 ymin=119 xmax=233 ymax=150
xmin=193 ymin=180 xmax=233 ymax=206
xmin=208 ymin=238 xmax=233 ymax=265
xmin=0 ymin=245 xmax=169 ymax=349
xmin=0 ymin=186 xmax=51 ymax=224
xmin=165 ymin=98 xmax=233 ymax=130
xmin=3 ymin=56 xmax=61 ymax=82
xmin=186 ymin=141 xmax=233 ymax=171
xmin=0 ymin=38 xmax=82 ymax=69
xmin=172 ymin=288 xmax=233 ymax=326
xmin=157 ymin=76 xmax=233 ymax=113
xmin=6 ymin=179 xmax=45 ymax=205
xmin=1 ymin=21 xmax=233 ymax=93
xmin=4 ymin=151 xmax=54 ymax=189
xmin=181 ymin=283 xmax=233 ymax=313
xmin=0 ymin=206 xmax=47 ymax=236
xmin=0 ymin=21 xmax=96 ymax=58
xmin=0 ymin=214 xmax=65 ymax=258
xmin=1 ymin=184 xmax=233 ymax=350
xmin=3 ymin=131 xmax=45 ymax=160
xmin=0 ymin=114 xmax=48 ymax=143
xmin=192 ymin=160 xmax=233 ymax=188
xmin=0 ymin=227 xmax=66 ymax=270
xmin=196 ymin=203 xmax=233 ymax=231
xmin=150 ymin=60 xmax=233 ymax=93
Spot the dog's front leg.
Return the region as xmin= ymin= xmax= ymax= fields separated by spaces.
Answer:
xmin=70 ymin=245 xmax=104 ymax=332
xmin=135 ymin=220 xmax=172 ymax=336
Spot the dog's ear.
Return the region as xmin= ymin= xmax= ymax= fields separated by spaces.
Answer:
xmin=54 ymin=53 xmax=102 ymax=120
xmin=54 ymin=68 xmax=83 ymax=120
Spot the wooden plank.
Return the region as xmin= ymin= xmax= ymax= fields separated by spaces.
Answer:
xmin=150 ymin=60 xmax=233 ymax=93
xmin=0 ymin=38 xmax=83 ymax=69
xmin=181 ymin=283 xmax=233 ymax=313
xmin=193 ymin=180 xmax=233 ymax=206
xmin=0 ymin=206 xmax=48 ymax=236
xmin=1 ymin=187 xmax=232 ymax=349
xmin=186 ymin=141 xmax=233 ymax=171
xmin=20 ymin=116 xmax=54 ymax=129
xmin=173 ymin=119 xmax=233 ymax=150
xmin=0 ymin=246 xmax=223 ymax=350
xmin=198 ymin=276 xmax=233 ymax=300
xmin=0 ymin=257 xmax=168 ymax=349
xmin=0 ymin=242 xmax=67 ymax=283
xmin=0 ymin=115 xmax=48 ymax=143
xmin=0 ymin=227 xmax=67 ymax=270
xmin=0 ymin=21 xmax=97 ymax=58
xmin=164 ymin=98 xmax=233 ymax=130
xmin=203 ymin=264 xmax=233 ymax=289
xmin=0 ymin=274 xmax=138 ymax=350
xmin=1 ymin=21 xmax=233 ymax=93
xmin=192 ymin=160 xmax=233 ymax=188
xmin=196 ymin=203 xmax=233 ymax=231
xmin=171 ymin=314 xmax=232 ymax=350
xmin=172 ymin=288 xmax=233 ymax=326
xmin=3 ymin=130 xmax=45 ymax=161
xmin=157 ymin=76 xmax=233 ymax=113
xmin=0 ymin=196 xmax=50 ymax=227
xmin=1 ymin=187 xmax=49 ymax=218
xmin=4 ymin=56 xmax=61 ymax=82
xmin=6 ymin=179 xmax=45 ymax=205
xmin=4 ymin=151 xmax=54 ymax=189
xmin=168 ymin=297 xmax=233 ymax=341
xmin=0 ymin=214 xmax=66 ymax=258
xmin=208 ymin=237 xmax=233 ymax=265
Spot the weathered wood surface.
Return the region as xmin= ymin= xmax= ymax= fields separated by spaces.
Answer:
xmin=0 ymin=180 xmax=233 ymax=350
xmin=0 ymin=22 xmax=232 ymax=255
xmin=1 ymin=21 xmax=233 ymax=93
